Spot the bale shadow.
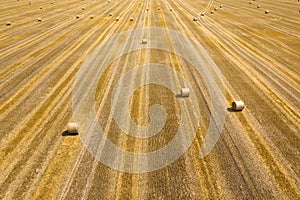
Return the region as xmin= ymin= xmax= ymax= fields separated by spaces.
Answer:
xmin=176 ymin=94 xmax=187 ymax=98
xmin=227 ymin=107 xmax=242 ymax=112
xmin=61 ymin=130 xmax=78 ymax=136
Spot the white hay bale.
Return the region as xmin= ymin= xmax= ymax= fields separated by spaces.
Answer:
xmin=158 ymin=7 xmax=161 ymax=10
xmin=67 ymin=123 xmax=79 ymax=134
xmin=90 ymin=15 xmax=94 ymax=19
xmin=170 ymin=8 xmax=173 ymax=11
xmin=82 ymin=7 xmax=85 ymax=10
xmin=107 ymin=0 xmax=110 ymax=2
xmin=116 ymin=17 xmax=119 ymax=21
xmin=76 ymin=15 xmax=80 ymax=18
xmin=214 ymin=7 xmax=218 ymax=11
xmin=141 ymin=39 xmax=147 ymax=44
xmin=211 ymin=10 xmax=214 ymax=14
xmin=220 ymin=5 xmax=223 ymax=8
xmin=201 ymin=12 xmax=205 ymax=16
xmin=130 ymin=17 xmax=134 ymax=21
xmin=37 ymin=18 xmax=42 ymax=22
xmin=265 ymin=10 xmax=269 ymax=14
xmin=181 ymin=88 xmax=190 ymax=97
xmin=146 ymin=8 xmax=149 ymax=11
xmin=6 ymin=22 xmax=11 ymax=26
xmin=232 ymin=101 xmax=245 ymax=111
xmin=193 ymin=17 xmax=198 ymax=21
xmin=109 ymin=13 xmax=113 ymax=16
xmin=257 ymin=5 xmax=261 ymax=8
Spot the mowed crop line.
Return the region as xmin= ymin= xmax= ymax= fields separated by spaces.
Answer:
xmin=0 ymin=0 xmax=137 ymax=176
xmin=171 ymin=0 xmax=300 ymax=125
xmin=56 ymin=1 xmax=146 ymax=199
xmin=0 ymin=0 xmax=299 ymax=199
xmin=168 ymin=0 xmax=298 ymax=198
xmin=0 ymin=0 xmax=126 ymax=122
xmin=218 ymin=1 xmax=300 ymax=40
xmin=0 ymin=0 xmax=90 ymax=40
xmin=160 ymin=0 xmax=225 ymax=197
xmin=0 ymin=0 xmax=110 ymax=67
xmin=162 ymin=1 xmax=246 ymax=198
xmin=0 ymin=0 xmax=141 ymax=198
xmin=0 ymin=1 xmax=117 ymax=98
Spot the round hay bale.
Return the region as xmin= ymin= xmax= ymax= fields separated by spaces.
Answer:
xmin=158 ymin=7 xmax=161 ymax=10
xmin=201 ymin=12 xmax=205 ymax=16
xmin=82 ymin=7 xmax=85 ymax=10
xmin=146 ymin=8 xmax=149 ymax=11
xmin=193 ymin=17 xmax=198 ymax=21
xmin=107 ymin=0 xmax=110 ymax=3
xmin=141 ymin=39 xmax=147 ymax=44
xmin=6 ymin=22 xmax=11 ymax=26
xmin=90 ymin=15 xmax=94 ymax=19
xmin=232 ymin=101 xmax=245 ymax=111
xmin=109 ymin=13 xmax=113 ymax=16
xmin=37 ymin=17 xmax=42 ymax=22
xmin=220 ymin=5 xmax=223 ymax=8
xmin=181 ymin=88 xmax=190 ymax=97
xmin=67 ymin=123 xmax=79 ymax=134
xmin=249 ymin=1 xmax=252 ymax=4
xmin=40 ymin=7 xmax=43 ymax=9
xmin=257 ymin=5 xmax=261 ymax=8
xmin=130 ymin=17 xmax=134 ymax=21
xmin=76 ymin=15 xmax=80 ymax=19
xmin=214 ymin=7 xmax=218 ymax=11
xmin=211 ymin=10 xmax=214 ymax=14
xmin=265 ymin=10 xmax=269 ymax=14
xmin=170 ymin=8 xmax=173 ymax=11
xmin=116 ymin=17 xmax=119 ymax=21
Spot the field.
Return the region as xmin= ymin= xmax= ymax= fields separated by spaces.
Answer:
xmin=0 ymin=0 xmax=299 ymax=199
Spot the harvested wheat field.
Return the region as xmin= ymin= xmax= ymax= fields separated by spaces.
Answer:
xmin=0 ymin=0 xmax=299 ymax=199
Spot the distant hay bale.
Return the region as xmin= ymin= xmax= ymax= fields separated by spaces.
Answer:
xmin=201 ymin=12 xmax=205 ymax=16
xmin=109 ymin=13 xmax=113 ymax=16
xmin=116 ymin=17 xmax=119 ymax=21
xmin=257 ymin=5 xmax=261 ymax=8
xmin=265 ymin=10 xmax=269 ymax=14
xmin=193 ymin=17 xmax=198 ymax=21
xmin=220 ymin=5 xmax=223 ymax=8
xmin=90 ymin=15 xmax=94 ymax=19
xmin=76 ymin=15 xmax=80 ymax=18
xmin=214 ymin=7 xmax=218 ymax=11
xmin=211 ymin=10 xmax=214 ymax=14
xmin=130 ymin=17 xmax=134 ymax=21
xmin=40 ymin=7 xmax=43 ymax=9
xmin=37 ymin=18 xmax=42 ymax=22
xmin=82 ymin=7 xmax=85 ymax=10
xmin=67 ymin=123 xmax=79 ymax=134
xmin=107 ymin=0 xmax=110 ymax=2
xmin=6 ymin=22 xmax=11 ymax=26
xmin=141 ymin=39 xmax=147 ymax=44
xmin=146 ymin=8 xmax=149 ymax=11
xmin=181 ymin=88 xmax=190 ymax=97
xmin=170 ymin=8 xmax=173 ymax=11
xmin=249 ymin=1 xmax=252 ymax=4
xmin=158 ymin=7 xmax=161 ymax=10
xmin=232 ymin=101 xmax=245 ymax=111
